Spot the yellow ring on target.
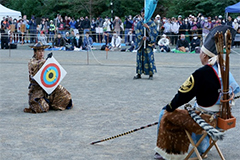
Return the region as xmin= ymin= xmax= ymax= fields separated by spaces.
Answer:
xmin=46 ymin=70 xmax=56 ymax=82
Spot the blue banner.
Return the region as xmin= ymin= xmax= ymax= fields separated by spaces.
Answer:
xmin=144 ymin=0 xmax=158 ymax=24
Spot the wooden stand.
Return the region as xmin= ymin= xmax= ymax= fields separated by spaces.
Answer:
xmin=185 ymin=130 xmax=225 ymax=160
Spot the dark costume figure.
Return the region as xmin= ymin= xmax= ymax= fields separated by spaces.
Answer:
xmin=24 ymin=42 xmax=73 ymax=113
xmin=133 ymin=9 xmax=158 ymax=80
xmin=154 ymin=25 xmax=239 ymax=160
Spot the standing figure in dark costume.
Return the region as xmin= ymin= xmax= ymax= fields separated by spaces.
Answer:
xmin=133 ymin=9 xmax=158 ymax=80
xmin=24 ymin=42 xmax=73 ymax=113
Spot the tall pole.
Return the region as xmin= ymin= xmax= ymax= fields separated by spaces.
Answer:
xmin=144 ymin=0 xmax=146 ymax=48
xmin=90 ymin=0 xmax=92 ymax=21
xmin=110 ymin=0 xmax=113 ymax=21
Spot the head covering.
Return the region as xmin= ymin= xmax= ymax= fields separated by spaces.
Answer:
xmin=201 ymin=25 xmax=236 ymax=58
xmin=156 ymin=14 xmax=160 ymax=18
xmin=178 ymin=15 xmax=182 ymax=18
xmin=29 ymin=42 xmax=49 ymax=49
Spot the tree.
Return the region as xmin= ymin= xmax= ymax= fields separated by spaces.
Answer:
xmin=1 ymin=0 xmax=239 ymax=21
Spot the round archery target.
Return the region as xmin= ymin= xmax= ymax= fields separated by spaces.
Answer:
xmin=40 ymin=63 xmax=61 ymax=88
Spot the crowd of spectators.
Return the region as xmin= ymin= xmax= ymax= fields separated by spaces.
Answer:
xmin=1 ymin=13 xmax=240 ymax=50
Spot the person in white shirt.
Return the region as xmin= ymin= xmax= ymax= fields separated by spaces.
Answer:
xmin=158 ymin=34 xmax=170 ymax=52
xmin=170 ymin=17 xmax=180 ymax=45
xmin=111 ymin=32 xmax=121 ymax=51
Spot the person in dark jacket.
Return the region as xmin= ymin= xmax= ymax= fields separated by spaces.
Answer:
xmin=190 ymin=34 xmax=201 ymax=52
xmin=82 ymin=16 xmax=91 ymax=35
xmin=72 ymin=33 xmax=83 ymax=51
xmin=176 ymin=34 xmax=189 ymax=52
xmin=53 ymin=33 xmax=66 ymax=49
xmin=28 ymin=17 xmax=37 ymax=43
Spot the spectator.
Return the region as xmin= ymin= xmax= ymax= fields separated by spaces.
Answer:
xmin=202 ymin=17 xmax=212 ymax=43
xmin=55 ymin=14 xmax=61 ymax=25
xmin=69 ymin=17 xmax=76 ymax=32
xmin=154 ymin=14 xmax=161 ymax=34
xmin=163 ymin=18 xmax=171 ymax=37
xmin=90 ymin=18 xmax=97 ymax=42
xmin=234 ymin=28 xmax=240 ymax=47
xmin=199 ymin=15 xmax=205 ymax=34
xmin=191 ymin=18 xmax=199 ymax=34
xmin=218 ymin=15 xmax=225 ymax=25
xmin=158 ymin=34 xmax=170 ymax=52
xmin=126 ymin=41 xmax=135 ymax=52
xmin=38 ymin=31 xmax=49 ymax=45
xmin=38 ymin=17 xmax=48 ymax=34
xmin=72 ymin=33 xmax=83 ymax=51
xmin=76 ymin=17 xmax=84 ymax=34
xmin=2 ymin=18 xmax=11 ymax=30
xmin=170 ymin=17 xmax=180 ymax=45
xmin=28 ymin=17 xmax=37 ymax=43
xmin=176 ymin=34 xmax=189 ymax=52
xmin=48 ymin=20 xmax=56 ymax=42
xmin=96 ymin=16 xmax=104 ymax=43
xmin=1 ymin=24 xmax=9 ymax=49
xmin=17 ymin=19 xmax=25 ymax=43
xmin=82 ymin=16 xmax=91 ymax=35
xmin=178 ymin=15 xmax=184 ymax=35
xmin=69 ymin=30 xmax=75 ymax=44
xmin=111 ymin=32 xmax=121 ymax=51
xmin=124 ymin=15 xmax=133 ymax=45
xmin=127 ymin=29 xmax=135 ymax=45
xmin=75 ymin=18 xmax=81 ymax=33
xmin=1 ymin=17 xmax=6 ymax=26
xmin=190 ymin=33 xmax=200 ymax=52
xmin=12 ymin=19 xmax=18 ymax=43
xmin=83 ymin=32 xmax=93 ymax=50
xmin=63 ymin=16 xmax=70 ymax=31
xmin=113 ymin=16 xmax=122 ymax=36
xmin=233 ymin=19 xmax=239 ymax=31
xmin=104 ymin=31 xmax=112 ymax=47
xmin=103 ymin=17 xmax=112 ymax=33
xmin=22 ymin=15 xmax=28 ymax=42
xmin=58 ymin=18 xmax=65 ymax=38
xmin=182 ymin=18 xmax=191 ymax=43
xmin=64 ymin=32 xmax=71 ymax=44
xmin=53 ymin=33 xmax=66 ymax=50
xmin=226 ymin=16 xmax=233 ymax=26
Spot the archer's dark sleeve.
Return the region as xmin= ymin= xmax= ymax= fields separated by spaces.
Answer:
xmin=166 ymin=69 xmax=202 ymax=112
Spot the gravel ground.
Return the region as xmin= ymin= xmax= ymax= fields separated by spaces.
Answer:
xmin=0 ymin=45 xmax=240 ymax=160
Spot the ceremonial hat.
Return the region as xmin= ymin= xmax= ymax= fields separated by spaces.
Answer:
xmin=201 ymin=25 xmax=236 ymax=57
xmin=29 ymin=42 xmax=50 ymax=49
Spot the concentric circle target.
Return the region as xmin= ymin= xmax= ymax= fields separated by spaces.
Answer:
xmin=40 ymin=63 xmax=61 ymax=88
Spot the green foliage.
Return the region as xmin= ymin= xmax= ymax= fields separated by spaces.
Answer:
xmin=1 ymin=0 xmax=240 ymax=20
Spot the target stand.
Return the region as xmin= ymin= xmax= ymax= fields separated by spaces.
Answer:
xmin=33 ymin=56 xmax=67 ymax=94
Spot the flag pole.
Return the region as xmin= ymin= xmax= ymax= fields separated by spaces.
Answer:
xmin=144 ymin=0 xmax=146 ymax=49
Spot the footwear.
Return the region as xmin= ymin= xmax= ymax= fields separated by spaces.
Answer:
xmin=66 ymin=99 xmax=74 ymax=109
xmin=149 ymin=75 xmax=153 ymax=80
xmin=133 ymin=74 xmax=141 ymax=79
xmin=154 ymin=153 xmax=165 ymax=160
xmin=23 ymin=108 xmax=35 ymax=113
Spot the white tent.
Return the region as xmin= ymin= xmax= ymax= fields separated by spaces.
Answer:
xmin=0 ymin=4 xmax=22 ymax=21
